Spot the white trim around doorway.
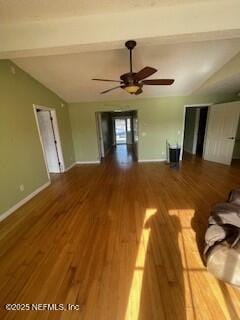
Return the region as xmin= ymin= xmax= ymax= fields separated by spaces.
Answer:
xmin=33 ymin=104 xmax=65 ymax=178
xmin=180 ymin=103 xmax=212 ymax=160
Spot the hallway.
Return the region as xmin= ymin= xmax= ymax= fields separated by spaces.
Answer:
xmin=103 ymin=144 xmax=136 ymax=167
xmin=1 ymin=157 xmax=240 ymax=319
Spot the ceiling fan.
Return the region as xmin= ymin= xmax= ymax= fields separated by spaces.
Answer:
xmin=92 ymin=40 xmax=174 ymax=95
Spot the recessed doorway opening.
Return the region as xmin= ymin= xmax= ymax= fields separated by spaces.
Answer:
xmin=95 ymin=110 xmax=138 ymax=163
xmin=182 ymin=105 xmax=209 ymax=160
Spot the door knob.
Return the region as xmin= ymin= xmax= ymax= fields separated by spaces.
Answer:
xmin=227 ymin=137 xmax=235 ymax=140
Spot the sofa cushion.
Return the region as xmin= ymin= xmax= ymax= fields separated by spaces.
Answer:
xmin=207 ymin=241 xmax=240 ymax=288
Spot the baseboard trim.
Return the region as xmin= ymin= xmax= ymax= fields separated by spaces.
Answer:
xmin=0 ymin=181 xmax=51 ymax=223
xmin=138 ymin=158 xmax=166 ymax=163
xmin=76 ymin=160 xmax=100 ymax=164
xmin=65 ymin=160 xmax=101 ymax=170
xmin=64 ymin=162 xmax=76 ymax=172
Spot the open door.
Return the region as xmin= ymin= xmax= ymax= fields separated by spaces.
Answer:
xmin=36 ymin=108 xmax=64 ymax=173
xmin=204 ymin=101 xmax=240 ymax=165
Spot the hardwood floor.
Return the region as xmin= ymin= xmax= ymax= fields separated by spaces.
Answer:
xmin=1 ymin=145 xmax=240 ymax=319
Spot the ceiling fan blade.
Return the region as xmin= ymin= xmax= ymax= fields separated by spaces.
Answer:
xmin=100 ymin=85 xmax=122 ymax=94
xmin=135 ymin=88 xmax=143 ymax=95
xmin=92 ymin=78 xmax=122 ymax=83
xmin=133 ymin=66 xmax=157 ymax=81
xmin=142 ymin=79 xmax=175 ymax=85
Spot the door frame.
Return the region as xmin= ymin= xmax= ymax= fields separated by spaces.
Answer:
xmin=95 ymin=109 xmax=139 ymax=160
xmin=181 ymin=103 xmax=212 ymax=160
xmin=33 ymin=104 xmax=65 ymax=178
xmin=95 ymin=112 xmax=105 ymax=160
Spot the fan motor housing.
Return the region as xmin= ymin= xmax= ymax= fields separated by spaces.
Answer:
xmin=120 ymin=72 xmax=137 ymax=85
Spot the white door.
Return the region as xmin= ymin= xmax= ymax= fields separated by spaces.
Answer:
xmin=204 ymin=102 xmax=240 ymax=165
xmin=37 ymin=111 xmax=60 ymax=172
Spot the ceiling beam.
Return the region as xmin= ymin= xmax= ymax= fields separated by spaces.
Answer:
xmin=1 ymin=0 xmax=240 ymax=59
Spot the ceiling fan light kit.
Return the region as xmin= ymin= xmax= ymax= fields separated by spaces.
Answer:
xmin=92 ymin=40 xmax=175 ymax=95
xmin=124 ymin=85 xmax=140 ymax=94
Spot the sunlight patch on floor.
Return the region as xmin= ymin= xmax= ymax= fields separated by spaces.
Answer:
xmin=124 ymin=208 xmax=157 ymax=320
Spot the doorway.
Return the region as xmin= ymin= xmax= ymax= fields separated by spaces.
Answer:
xmin=96 ymin=110 xmax=138 ymax=162
xmin=183 ymin=106 xmax=209 ymax=159
xmin=114 ymin=118 xmax=132 ymax=145
xmin=33 ymin=105 xmax=64 ymax=174
xmin=196 ymin=107 xmax=208 ymax=157
xmin=232 ymin=119 xmax=240 ymax=165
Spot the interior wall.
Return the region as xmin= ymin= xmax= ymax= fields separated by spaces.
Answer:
xmin=233 ymin=118 xmax=240 ymax=159
xmin=101 ymin=112 xmax=113 ymax=155
xmin=183 ymin=108 xmax=198 ymax=154
xmin=0 ymin=60 xmax=75 ymax=215
xmin=69 ymin=94 xmax=238 ymax=162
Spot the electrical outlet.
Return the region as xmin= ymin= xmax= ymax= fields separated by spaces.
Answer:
xmin=19 ymin=184 xmax=24 ymax=192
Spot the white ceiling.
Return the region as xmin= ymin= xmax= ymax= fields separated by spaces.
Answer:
xmin=0 ymin=0 xmax=208 ymax=23
xmin=197 ymin=74 xmax=240 ymax=96
xmin=13 ymin=39 xmax=240 ymax=102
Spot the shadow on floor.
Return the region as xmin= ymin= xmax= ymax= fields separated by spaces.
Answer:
xmin=136 ymin=211 xmax=186 ymax=320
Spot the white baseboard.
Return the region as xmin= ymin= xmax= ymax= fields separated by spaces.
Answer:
xmin=138 ymin=158 xmax=166 ymax=163
xmin=64 ymin=162 xmax=76 ymax=172
xmin=0 ymin=181 xmax=51 ymax=223
xmin=76 ymin=160 xmax=100 ymax=164
xmin=65 ymin=160 xmax=101 ymax=170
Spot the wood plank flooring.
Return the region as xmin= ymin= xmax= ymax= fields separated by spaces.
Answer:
xmin=1 ymin=145 xmax=240 ymax=320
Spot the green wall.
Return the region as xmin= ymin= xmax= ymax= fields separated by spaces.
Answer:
xmin=0 ymin=60 xmax=75 ymax=215
xmin=69 ymin=94 xmax=238 ymax=162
